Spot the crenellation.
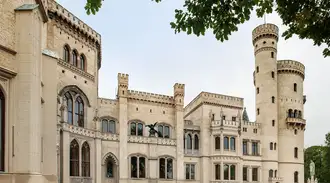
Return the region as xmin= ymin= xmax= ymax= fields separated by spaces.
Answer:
xmin=252 ymin=23 xmax=279 ymax=44
xmin=127 ymin=89 xmax=175 ymax=105
xmin=277 ymin=60 xmax=305 ymax=79
xmin=98 ymin=98 xmax=118 ymax=106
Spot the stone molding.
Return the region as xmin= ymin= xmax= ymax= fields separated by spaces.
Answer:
xmin=0 ymin=67 xmax=17 ymax=79
xmin=254 ymin=46 xmax=277 ymax=56
xmin=127 ymin=135 xmax=176 ymax=146
xmin=0 ymin=44 xmax=16 ymax=55
xmin=57 ymin=59 xmax=95 ymax=81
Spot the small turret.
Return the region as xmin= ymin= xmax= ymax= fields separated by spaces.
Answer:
xmin=173 ymin=83 xmax=185 ymax=106
xmin=117 ymin=73 xmax=129 ymax=98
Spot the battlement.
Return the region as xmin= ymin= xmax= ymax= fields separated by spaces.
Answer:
xmin=252 ymin=23 xmax=279 ymax=44
xmin=98 ymin=98 xmax=118 ymax=106
xmin=174 ymin=83 xmax=185 ymax=89
xmin=242 ymin=121 xmax=261 ymax=128
xmin=117 ymin=73 xmax=129 ymax=84
xmin=277 ymin=60 xmax=305 ymax=79
xmin=128 ymin=90 xmax=175 ymax=105
xmin=48 ymin=0 xmax=101 ymax=43
xmin=174 ymin=83 xmax=185 ymax=97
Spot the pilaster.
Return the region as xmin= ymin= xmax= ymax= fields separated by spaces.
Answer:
xmin=62 ymin=130 xmax=70 ymax=183
xmin=94 ymin=136 xmax=102 ymax=183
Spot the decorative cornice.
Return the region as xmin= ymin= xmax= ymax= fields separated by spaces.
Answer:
xmin=57 ymin=59 xmax=95 ymax=81
xmin=0 ymin=67 xmax=17 ymax=79
xmin=254 ymin=47 xmax=277 ymax=55
xmin=0 ymin=44 xmax=17 ymax=55
xmin=184 ymin=102 xmax=243 ymax=119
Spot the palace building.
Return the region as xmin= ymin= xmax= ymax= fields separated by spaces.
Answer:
xmin=0 ymin=0 xmax=306 ymax=183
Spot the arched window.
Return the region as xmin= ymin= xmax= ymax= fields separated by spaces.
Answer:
xmin=102 ymin=119 xmax=116 ymax=133
xmin=80 ymin=54 xmax=86 ymax=71
xmin=230 ymin=137 xmax=236 ymax=150
xmin=187 ymin=134 xmax=192 ymax=150
xmin=70 ymin=140 xmax=79 ymax=176
xmin=72 ymin=50 xmax=78 ymax=66
xmin=65 ymin=92 xmax=73 ymax=125
xmin=0 ymin=90 xmax=5 ymax=171
xmin=82 ymin=142 xmax=90 ymax=177
xmin=274 ymin=170 xmax=277 ymax=177
xmin=74 ymin=96 xmax=84 ymax=127
xmin=159 ymin=157 xmax=173 ymax=179
xmin=230 ymin=165 xmax=236 ymax=180
xmin=215 ymin=164 xmax=221 ymax=180
xmin=294 ymin=110 xmax=298 ymax=118
xmin=294 ymin=171 xmax=298 ymax=183
xmin=106 ymin=161 xmax=113 ymax=178
xmin=215 ymin=136 xmax=220 ymax=150
xmin=130 ymin=156 xmax=146 ymax=178
xmin=288 ymin=109 xmax=293 ymax=118
xmin=274 ymin=143 xmax=277 ymax=150
xmin=223 ymin=164 xmax=229 ymax=180
xmin=294 ymin=129 xmax=298 ymax=135
xmin=298 ymin=111 xmax=302 ymax=118
xmin=63 ymin=45 xmax=70 ymax=62
xmin=269 ymin=169 xmax=273 ymax=177
xmin=294 ymin=147 xmax=298 ymax=158
xmin=270 ymin=142 xmax=273 ymax=150
xmin=194 ymin=135 xmax=199 ymax=150
xmin=157 ymin=124 xmax=170 ymax=138
xmin=130 ymin=122 xmax=144 ymax=136
xmin=224 ymin=137 xmax=229 ymax=150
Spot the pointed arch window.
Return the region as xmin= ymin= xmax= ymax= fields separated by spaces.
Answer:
xmin=0 ymin=90 xmax=5 ymax=171
xmin=106 ymin=161 xmax=113 ymax=178
xmin=159 ymin=157 xmax=173 ymax=179
xmin=157 ymin=124 xmax=170 ymax=138
xmin=65 ymin=92 xmax=73 ymax=125
xmin=215 ymin=136 xmax=220 ymax=150
xmin=294 ymin=171 xmax=298 ymax=183
xmin=269 ymin=169 xmax=273 ymax=177
xmin=186 ymin=134 xmax=192 ymax=150
xmin=230 ymin=137 xmax=236 ymax=150
xmin=102 ymin=119 xmax=116 ymax=133
xmin=194 ymin=135 xmax=199 ymax=150
xmin=70 ymin=140 xmax=79 ymax=176
xmin=80 ymin=54 xmax=86 ymax=71
xmin=72 ymin=50 xmax=78 ymax=66
xmin=82 ymin=142 xmax=90 ymax=177
xmin=224 ymin=137 xmax=229 ymax=150
xmin=63 ymin=45 xmax=70 ymax=62
xmin=74 ymin=96 xmax=84 ymax=127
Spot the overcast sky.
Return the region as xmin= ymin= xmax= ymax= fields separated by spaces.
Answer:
xmin=58 ymin=0 xmax=330 ymax=147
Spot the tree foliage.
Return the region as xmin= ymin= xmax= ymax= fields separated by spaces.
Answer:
xmin=85 ymin=0 xmax=330 ymax=57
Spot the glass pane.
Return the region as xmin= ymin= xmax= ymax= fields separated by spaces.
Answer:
xmin=243 ymin=167 xmax=248 ymax=181
xmin=158 ymin=125 xmax=163 ymax=137
xmin=167 ymin=159 xmax=173 ymax=179
xmin=194 ymin=135 xmax=199 ymax=150
xmin=224 ymin=137 xmax=229 ymax=150
xmin=230 ymin=165 xmax=235 ymax=180
xmin=187 ymin=134 xmax=192 ymax=149
xmin=243 ymin=141 xmax=247 ymax=155
xmin=190 ymin=164 xmax=195 ymax=180
xmin=164 ymin=126 xmax=170 ymax=138
xmin=139 ymin=157 xmax=145 ymax=178
xmin=109 ymin=121 xmax=115 ymax=133
xmin=185 ymin=164 xmax=190 ymax=179
xmin=215 ymin=137 xmax=220 ymax=150
xmin=159 ymin=158 xmax=165 ymax=178
xmin=102 ymin=120 xmax=108 ymax=133
xmin=130 ymin=123 xmax=136 ymax=135
xmin=215 ymin=164 xmax=220 ymax=180
xmin=107 ymin=161 xmax=113 ymax=178
xmin=230 ymin=137 xmax=235 ymax=150
xmin=224 ymin=164 xmax=229 ymax=180
xmin=137 ymin=123 xmax=143 ymax=136
xmin=131 ymin=157 xmax=137 ymax=178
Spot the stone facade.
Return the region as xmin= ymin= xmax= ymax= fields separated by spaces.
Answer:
xmin=0 ymin=1 xmax=305 ymax=183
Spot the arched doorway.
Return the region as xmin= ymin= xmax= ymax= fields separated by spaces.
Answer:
xmin=102 ymin=152 xmax=119 ymax=183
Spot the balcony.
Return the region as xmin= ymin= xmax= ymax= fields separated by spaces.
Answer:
xmin=70 ymin=177 xmax=92 ymax=183
xmin=286 ymin=117 xmax=306 ymax=127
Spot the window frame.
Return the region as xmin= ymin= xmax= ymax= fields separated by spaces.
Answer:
xmin=81 ymin=141 xmax=90 ymax=177
xmin=102 ymin=119 xmax=116 ymax=134
xmin=185 ymin=163 xmax=195 ymax=180
xmin=70 ymin=139 xmax=79 ymax=176
xmin=159 ymin=157 xmax=174 ymax=179
xmin=252 ymin=167 xmax=258 ymax=181
xmin=0 ymin=90 xmax=5 ymax=172
xmin=130 ymin=121 xmax=144 ymax=136
xmin=130 ymin=155 xmax=147 ymax=178
xmin=157 ymin=124 xmax=171 ymax=138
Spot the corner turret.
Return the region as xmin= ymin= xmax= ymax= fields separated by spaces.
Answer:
xmin=173 ymin=83 xmax=185 ymax=107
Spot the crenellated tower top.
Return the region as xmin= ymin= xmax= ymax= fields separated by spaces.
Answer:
xmin=252 ymin=23 xmax=279 ymax=44
xmin=174 ymin=83 xmax=185 ymax=106
xmin=117 ymin=73 xmax=129 ymax=98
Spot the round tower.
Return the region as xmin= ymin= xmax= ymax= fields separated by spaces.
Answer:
xmin=252 ymin=23 xmax=279 ymax=183
xmin=277 ymin=60 xmax=305 ymax=183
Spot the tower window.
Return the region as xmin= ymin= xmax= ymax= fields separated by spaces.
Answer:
xmin=272 ymin=96 xmax=275 ymax=103
xmin=257 ymin=108 xmax=260 ymax=115
xmin=271 ymin=52 xmax=274 ymax=58
xmin=294 ymin=147 xmax=298 ymax=158
xmin=232 ymin=117 xmax=236 ymax=121
xmin=271 ymin=71 xmax=275 ymax=78
xmin=272 ymin=120 xmax=275 ymax=127
xmin=257 ymin=87 xmax=259 ymax=94
xmin=256 ymin=66 xmax=259 ymax=73
xmin=294 ymin=129 xmax=298 ymax=135
xmin=263 ymin=41 xmax=266 ymax=44
xmin=294 ymin=83 xmax=297 ymax=92
xmin=212 ymin=114 xmax=215 ymax=120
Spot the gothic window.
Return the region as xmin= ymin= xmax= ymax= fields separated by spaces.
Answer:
xmin=80 ymin=54 xmax=86 ymax=71
xmin=159 ymin=157 xmax=173 ymax=179
xmin=253 ymin=128 xmax=258 ymax=133
xmin=215 ymin=136 xmax=220 ymax=150
xmin=294 ymin=129 xmax=298 ymax=135
xmin=294 ymin=83 xmax=297 ymax=92
xmin=288 ymin=109 xmax=293 ymax=118
xmin=215 ymin=164 xmax=221 ymax=180
xmin=157 ymin=124 xmax=170 ymax=138
xmin=130 ymin=122 xmax=144 ymax=136
xmin=0 ymin=90 xmax=5 ymax=171
xmin=243 ymin=167 xmax=248 ymax=181
xmin=271 ymin=52 xmax=274 ymax=58
xmin=270 ymin=142 xmax=273 ymax=150
xmin=230 ymin=165 xmax=236 ymax=180
xmin=269 ymin=169 xmax=273 ymax=177
xmin=194 ymin=135 xmax=199 ymax=150
xmin=186 ymin=134 xmax=192 ymax=150
xmin=252 ymin=142 xmax=259 ymax=155
xmin=63 ymin=45 xmax=70 ymax=62
xmin=72 ymin=50 xmax=78 ymax=66
xmin=275 ymin=170 xmax=277 ymax=177
xmin=102 ymin=119 xmax=116 ymax=133
xmin=211 ymin=114 xmax=215 ymax=120
xmin=106 ymin=161 xmax=113 ymax=178
xmin=222 ymin=115 xmax=226 ymax=120
xmin=252 ymin=167 xmax=258 ymax=181
xmin=294 ymin=147 xmax=298 ymax=158
xmin=223 ymin=164 xmax=229 ymax=180
xmin=242 ymin=141 xmax=248 ymax=155
xmin=82 ymin=142 xmax=90 ymax=177
xmin=185 ymin=164 xmax=195 ymax=180
xmin=74 ymin=96 xmax=84 ymax=127
xmin=294 ymin=171 xmax=298 ymax=183
xmin=130 ymin=156 xmax=146 ymax=178
xmin=224 ymin=137 xmax=229 ymax=150
xmin=272 ymin=96 xmax=275 ymax=103
xmin=230 ymin=137 xmax=236 ymax=151
xmin=65 ymin=92 xmax=73 ymax=125
xmin=70 ymin=140 xmax=79 ymax=176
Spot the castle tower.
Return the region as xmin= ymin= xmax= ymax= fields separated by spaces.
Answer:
xmin=252 ymin=24 xmax=279 ymax=183
xmin=173 ymin=83 xmax=185 ymax=182
xmin=117 ymin=73 xmax=129 ymax=183
xmin=277 ymin=60 xmax=305 ymax=183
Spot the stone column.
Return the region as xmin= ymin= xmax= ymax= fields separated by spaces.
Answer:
xmin=248 ymin=166 xmax=252 ymax=182
xmin=62 ymin=130 xmax=70 ymax=183
xmin=237 ymin=162 xmax=242 ymax=182
xmin=220 ymin=133 xmax=224 ymax=154
xmin=221 ymin=162 xmax=224 ymax=181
